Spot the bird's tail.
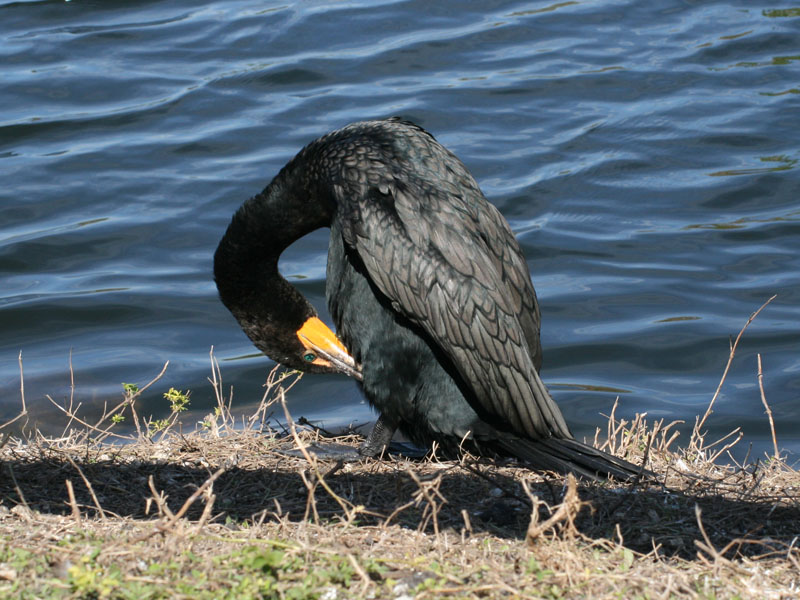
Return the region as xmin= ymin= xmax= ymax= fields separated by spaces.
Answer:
xmin=496 ymin=435 xmax=652 ymax=482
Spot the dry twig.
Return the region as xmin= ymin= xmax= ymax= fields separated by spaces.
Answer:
xmin=693 ymin=295 xmax=776 ymax=450
xmin=757 ymin=354 xmax=781 ymax=460
xmin=65 ymin=479 xmax=81 ymax=521
xmin=408 ymin=469 xmax=448 ymax=536
xmin=66 ymin=455 xmax=107 ymax=520
xmin=0 ymin=353 xmax=29 ymax=433
xmin=279 ymin=390 xmax=363 ymax=524
xmin=524 ymin=474 xmax=586 ymax=546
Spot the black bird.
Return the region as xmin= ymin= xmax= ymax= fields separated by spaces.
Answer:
xmin=214 ymin=118 xmax=645 ymax=480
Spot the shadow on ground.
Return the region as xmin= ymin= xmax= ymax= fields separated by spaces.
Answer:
xmin=2 ymin=434 xmax=798 ymax=562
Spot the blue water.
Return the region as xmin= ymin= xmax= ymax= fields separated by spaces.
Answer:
xmin=2 ymin=0 xmax=798 ymax=460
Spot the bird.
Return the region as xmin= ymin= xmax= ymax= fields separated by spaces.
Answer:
xmin=214 ymin=118 xmax=647 ymax=481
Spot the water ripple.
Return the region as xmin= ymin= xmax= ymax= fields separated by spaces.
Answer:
xmin=0 ymin=0 xmax=798 ymax=456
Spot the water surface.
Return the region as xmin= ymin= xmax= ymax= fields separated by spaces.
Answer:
xmin=2 ymin=0 xmax=799 ymax=460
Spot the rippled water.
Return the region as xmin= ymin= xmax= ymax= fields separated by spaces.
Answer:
xmin=2 ymin=0 xmax=798 ymax=459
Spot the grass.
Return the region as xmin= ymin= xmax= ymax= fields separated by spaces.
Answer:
xmin=1 ymin=301 xmax=798 ymax=599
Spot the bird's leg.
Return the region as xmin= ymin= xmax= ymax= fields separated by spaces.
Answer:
xmin=358 ymin=413 xmax=397 ymax=457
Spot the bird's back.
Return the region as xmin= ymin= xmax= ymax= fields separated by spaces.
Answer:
xmin=314 ymin=120 xmax=570 ymax=441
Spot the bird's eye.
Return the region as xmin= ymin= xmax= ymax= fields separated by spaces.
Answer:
xmin=303 ymin=352 xmax=316 ymax=362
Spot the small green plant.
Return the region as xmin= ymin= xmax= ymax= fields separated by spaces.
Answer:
xmin=164 ymin=388 xmax=190 ymax=412
xmin=147 ymin=418 xmax=170 ymax=437
xmin=525 ymin=556 xmax=554 ymax=581
xmin=111 ymin=414 xmax=125 ymax=424
xmin=618 ymin=547 xmax=635 ymax=572
xmin=143 ymin=388 xmax=192 ymax=438
xmin=68 ymin=554 xmax=122 ymax=598
xmin=238 ymin=547 xmax=286 ymax=576
xmin=122 ymin=382 xmax=139 ymax=395
xmin=415 ymin=576 xmax=445 ymax=594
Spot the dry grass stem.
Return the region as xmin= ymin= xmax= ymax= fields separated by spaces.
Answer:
xmin=757 ymin=353 xmax=781 ymax=460
xmin=279 ymin=389 xmax=363 ymax=523
xmin=146 ymin=475 xmax=173 ymax=519
xmin=524 ymin=474 xmax=587 ymax=546
xmin=138 ymin=462 xmax=230 ymax=541
xmin=0 ymin=353 xmax=28 ymax=433
xmin=407 ymin=469 xmax=448 ymax=536
xmin=693 ymin=295 xmax=776 ymax=448
xmin=65 ymin=479 xmax=81 ymax=522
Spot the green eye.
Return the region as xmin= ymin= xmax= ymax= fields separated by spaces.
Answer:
xmin=303 ymin=352 xmax=316 ymax=362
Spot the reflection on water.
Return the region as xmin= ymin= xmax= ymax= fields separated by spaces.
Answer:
xmin=709 ymin=155 xmax=798 ymax=177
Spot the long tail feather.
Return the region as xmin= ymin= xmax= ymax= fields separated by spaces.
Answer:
xmin=497 ymin=436 xmax=652 ymax=482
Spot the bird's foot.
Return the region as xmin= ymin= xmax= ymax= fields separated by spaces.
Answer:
xmin=357 ymin=413 xmax=427 ymax=458
xmin=281 ymin=439 xmax=426 ymax=462
xmin=357 ymin=413 xmax=397 ymax=457
xmin=280 ymin=414 xmax=426 ymax=461
xmin=283 ymin=441 xmax=365 ymax=462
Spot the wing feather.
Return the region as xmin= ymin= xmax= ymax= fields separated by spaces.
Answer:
xmin=327 ymin=123 xmax=569 ymax=439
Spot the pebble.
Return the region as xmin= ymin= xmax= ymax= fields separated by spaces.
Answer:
xmin=320 ymin=587 xmax=338 ymax=600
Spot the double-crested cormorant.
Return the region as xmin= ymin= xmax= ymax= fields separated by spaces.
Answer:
xmin=214 ymin=118 xmax=645 ymax=480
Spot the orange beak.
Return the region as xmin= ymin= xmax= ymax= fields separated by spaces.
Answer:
xmin=297 ymin=317 xmax=362 ymax=380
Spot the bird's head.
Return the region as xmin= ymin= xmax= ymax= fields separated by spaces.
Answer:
xmin=236 ymin=310 xmax=362 ymax=380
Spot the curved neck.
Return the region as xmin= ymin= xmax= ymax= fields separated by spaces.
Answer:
xmin=214 ymin=155 xmax=334 ymax=342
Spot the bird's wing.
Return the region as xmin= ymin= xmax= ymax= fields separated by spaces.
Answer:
xmin=334 ymin=174 xmax=570 ymax=441
xmin=474 ymin=190 xmax=544 ymax=374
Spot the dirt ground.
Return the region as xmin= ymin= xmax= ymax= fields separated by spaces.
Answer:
xmin=1 ymin=360 xmax=798 ymax=599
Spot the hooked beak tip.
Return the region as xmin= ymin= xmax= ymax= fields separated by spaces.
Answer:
xmin=331 ymin=355 xmax=364 ymax=381
xmin=312 ymin=344 xmax=363 ymax=381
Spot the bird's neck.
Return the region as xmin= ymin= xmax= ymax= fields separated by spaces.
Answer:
xmin=213 ymin=159 xmax=333 ymax=335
